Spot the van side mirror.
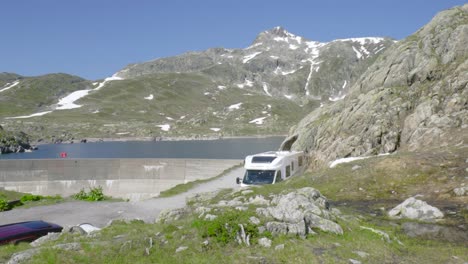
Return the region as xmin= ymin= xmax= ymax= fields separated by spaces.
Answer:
xmin=236 ymin=177 xmax=241 ymax=184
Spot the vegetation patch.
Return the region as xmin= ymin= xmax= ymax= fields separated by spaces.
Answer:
xmin=73 ymin=186 xmax=105 ymax=201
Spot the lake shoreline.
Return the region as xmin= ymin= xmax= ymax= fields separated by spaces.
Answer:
xmin=33 ymin=134 xmax=287 ymax=145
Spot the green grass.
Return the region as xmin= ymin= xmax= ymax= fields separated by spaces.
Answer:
xmin=0 ymin=189 xmax=64 ymax=211
xmin=1 ymin=73 xmax=316 ymax=142
xmin=2 ymin=150 xmax=466 ymax=263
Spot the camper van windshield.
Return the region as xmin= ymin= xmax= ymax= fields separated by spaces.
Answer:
xmin=243 ymin=170 xmax=275 ymax=185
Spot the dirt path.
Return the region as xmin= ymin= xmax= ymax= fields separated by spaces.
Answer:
xmin=0 ymin=167 xmax=243 ymax=228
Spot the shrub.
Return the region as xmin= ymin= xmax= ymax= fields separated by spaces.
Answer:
xmin=0 ymin=198 xmax=10 ymax=211
xmin=73 ymin=186 xmax=105 ymax=201
xmin=20 ymin=194 xmax=42 ymax=203
xmin=192 ymin=209 xmax=265 ymax=245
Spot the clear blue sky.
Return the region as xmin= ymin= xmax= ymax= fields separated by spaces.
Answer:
xmin=1 ymin=0 xmax=465 ymax=80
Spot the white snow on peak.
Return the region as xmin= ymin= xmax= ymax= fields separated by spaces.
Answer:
xmin=284 ymin=94 xmax=293 ymax=100
xmin=56 ymin=90 xmax=90 ymax=110
xmin=204 ymin=92 xmax=211 ymax=95
xmin=217 ymin=85 xmax=226 ymax=90
xmin=210 ymin=128 xmax=221 ymax=132
xmin=246 ymin=42 xmax=263 ymax=50
xmin=0 ymin=81 xmax=19 ymax=93
xmin=270 ymin=55 xmax=279 ymax=59
xmin=249 ymin=117 xmax=267 ymax=125
xmin=236 ymin=79 xmax=254 ymax=89
xmin=228 ymin=102 xmax=243 ymax=110
xmin=342 ymin=80 xmax=347 ymax=89
xmin=289 ymin=44 xmax=299 ymax=50
xmin=5 ymin=111 xmax=52 ymax=119
xmin=180 ymin=115 xmax=186 ymax=119
xmin=334 ymin=37 xmax=385 ymax=45
xmin=243 ymin=52 xmax=262 ymax=63
xmin=157 ymin=124 xmax=171 ymax=131
xmin=166 ymin=117 xmax=174 ymax=120
xmin=262 ymin=82 xmax=272 ymax=97
xmin=267 ymin=104 xmax=272 ymax=109
xmin=144 ymin=94 xmax=154 ymax=100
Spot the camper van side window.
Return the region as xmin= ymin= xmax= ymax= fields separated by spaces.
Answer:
xmin=275 ymin=170 xmax=282 ymax=182
xmin=286 ymin=166 xmax=291 ymax=177
xmin=291 ymin=162 xmax=294 ymax=171
xmin=299 ymin=156 xmax=303 ymax=167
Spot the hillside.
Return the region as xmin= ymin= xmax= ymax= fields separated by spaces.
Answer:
xmin=0 ymin=29 xmax=393 ymax=142
xmin=284 ymin=4 xmax=468 ymax=167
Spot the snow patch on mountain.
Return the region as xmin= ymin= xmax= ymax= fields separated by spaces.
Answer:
xmin=249 ymin=117 xmax=267 ymax=125
xmin=228 ymin=103 xmax=243 ymax=110
xmin=236 ymin=79 xmax=254 ymax=88
xmin=144 ymin=94 xmax=154 ymax=100
xmin=246 ymin=42 xmax=263 ymax=50
xmin=56 ymin=90 xmax=91 ymax=110
xmin=334 ymin=37 xmax=385 ymax=45
xmin=157 ymin=124 xmax=171 ymax=131
xmin=262 ymin=82 xmax=272 ymax=96
xmin=243 ymin=52 xmax=262 ymax=63
xmin=5 ymin=111 xmax=52 ymax=119
xmin=210 ymin=128 xmax=221 ymax=132
xmin=0 ymin=81 xmax=19 ymax=93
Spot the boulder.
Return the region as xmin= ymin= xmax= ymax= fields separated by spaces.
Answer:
xmin=388 ymin=197 xmax=444 ymax=221
xmin=259 ymin=187 xmax=341 ymax=236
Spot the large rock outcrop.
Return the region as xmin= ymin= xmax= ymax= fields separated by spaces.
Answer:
xmin=286 ymin=4 xmax=468 ymax=167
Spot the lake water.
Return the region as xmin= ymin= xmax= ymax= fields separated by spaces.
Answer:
xmin=0 ymin=136 xmax=285 ymax=160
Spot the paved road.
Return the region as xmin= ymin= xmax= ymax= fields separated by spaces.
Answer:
xmin=0 ymin=167 xmax=243 ymax=228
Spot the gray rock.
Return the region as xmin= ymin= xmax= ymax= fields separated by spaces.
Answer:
xmin=453 ymin=186 xmax=467 ymax=196
xmin=30 ymin=232 xmax=61 ymax=247
xmin=353 ymin=251 xmax=370 ymax=258
xmin=258 ymin=237 xmax=272 ymax=248
xmin=204 ymin=214 xmax=217 ymax=221
xmin=7 ymin=248 xmax=41 ymax=264
xmin=266 ymin=221 xmax=307 ymax=236
xmin=388 ymin=197 xmax=444 ymax=221
xmin=275 ymin=244 xmax=285 ymax=251
xmin=157 ymin=208 xmax=189 ymax=223
xmin=349 ymin=259 xmax=362 ymax=264
xmin=248 ymin=195 xmax=270 ymax=205
xmin=249 ymin=216 xmax=261 ymax=225
xmin=351 ymin=165 xmax=361 ymax=171
xmin=175 ymin=246 xmax=188 ymax=253
xmin=52 ymin=242 xmax=82 ymax=251
xmin=304 ymin=213 xmax=343 ymax=235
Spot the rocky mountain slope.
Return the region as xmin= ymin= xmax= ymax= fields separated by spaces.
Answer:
xmin=0 ymin=29 xmax=393 ymax=142
xmin=285 ymin=4 xmax=468 ymax=168
xmin=115 ymin=27 xmax=394 ymax=102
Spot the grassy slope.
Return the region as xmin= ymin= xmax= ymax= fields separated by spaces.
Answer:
xmin=0 ymin=74 xmax=91 ymax=117
xmin=1 ymin=148 xmax=466 ymax=263
xmin=2 ymin=73 xmax=316 ymax=141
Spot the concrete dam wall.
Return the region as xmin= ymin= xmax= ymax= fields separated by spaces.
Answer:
xmin=0 ymin=159 xmax=242 ymax=201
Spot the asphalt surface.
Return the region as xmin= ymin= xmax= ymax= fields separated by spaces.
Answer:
xmin=0 ymin=167 xmax=243 ymax=228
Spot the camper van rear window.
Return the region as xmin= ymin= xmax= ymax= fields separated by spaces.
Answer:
xmin=252 ymin=156 xmax=276 ymax=163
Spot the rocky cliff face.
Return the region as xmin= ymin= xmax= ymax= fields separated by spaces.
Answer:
xmin=286 ymin=4 xmax=468 ymax=167
xmin=0 ymin=125 xmax=32 ymax=154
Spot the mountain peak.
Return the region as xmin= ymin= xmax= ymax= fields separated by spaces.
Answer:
xmin=253 ymin=26 xmax=305 ymax=45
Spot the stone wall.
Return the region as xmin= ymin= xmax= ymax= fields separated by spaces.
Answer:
xmin=0 ymin=159 xmax=241 ymax=201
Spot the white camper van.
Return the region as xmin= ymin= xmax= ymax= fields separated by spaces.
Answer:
xmin=236 ymin=151 xmax=305 ymax=186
